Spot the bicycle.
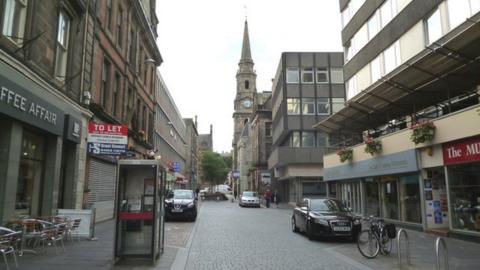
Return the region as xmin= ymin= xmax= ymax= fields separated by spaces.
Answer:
xmin=357 ymin=216 xmax=396 ymax=259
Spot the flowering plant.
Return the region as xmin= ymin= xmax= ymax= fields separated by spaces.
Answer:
xmin=337 ymin=148 xmax=353 ymax=163
xmin=364 ymin=136 xmax=382 ymax=155
xmin=410 ymin=121 xmax=436 ymax=144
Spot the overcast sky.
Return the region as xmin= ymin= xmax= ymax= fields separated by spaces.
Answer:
xmin=156 ymin=0 xmax=343 ymax=153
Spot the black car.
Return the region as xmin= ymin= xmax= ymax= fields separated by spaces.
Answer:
xmin=164 ymin=189 xmax=198 ymax=221
xmin=291 ymin=198 xmax=361 ymax=240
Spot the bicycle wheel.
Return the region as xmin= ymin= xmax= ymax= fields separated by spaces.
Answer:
xmin=380 ymin=236 xmax=392 ymax=255
xmin=357 ymin=229 xmax=380 ymax=259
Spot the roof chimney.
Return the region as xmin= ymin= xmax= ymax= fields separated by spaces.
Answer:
xmin=194 ymin=115 xmax=198 ymax=128
xmin=210 ymin=124 xmax=213 ymax=135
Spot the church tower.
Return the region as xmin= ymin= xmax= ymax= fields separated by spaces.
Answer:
xmin=233 ymin=20 xmax=256 ymax=170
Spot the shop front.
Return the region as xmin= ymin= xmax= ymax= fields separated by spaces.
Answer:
xmin=324 ymin=149 xmax=423 ymax=226
xmin=443 ymin=136 xmax=480 ymax=236
xmin=0 ymin=59 xmax=89 ymax=224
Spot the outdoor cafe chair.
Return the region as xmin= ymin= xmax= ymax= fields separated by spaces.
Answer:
xmin=6 ymin=219 xmax=45 ymax=256
xmin=67 ymin=218 xmax=81 ymax=242
xmin=0 ymin=230 xmax=21 ymax=270
xmin=38 ymin=220 xmax=66 ymax=254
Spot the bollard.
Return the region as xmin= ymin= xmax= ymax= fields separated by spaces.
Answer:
xmin=397 ymin=229 xmax=410 ymax=269
xmin=435 ymin=237 xmax=448 ymax=270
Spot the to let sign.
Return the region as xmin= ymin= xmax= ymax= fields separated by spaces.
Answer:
xmin=87 ymin=123 xmax=128 ymax=155
xmin=443 ymin=136 xmax=480 ymax=165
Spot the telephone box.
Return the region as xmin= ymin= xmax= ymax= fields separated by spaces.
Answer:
xmin=114 ymin=159 xmax=166 ymax=264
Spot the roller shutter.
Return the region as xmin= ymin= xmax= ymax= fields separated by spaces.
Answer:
xmin=87 ymin=158 xmax=116 ymax=223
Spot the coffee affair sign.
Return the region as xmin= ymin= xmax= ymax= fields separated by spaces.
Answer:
xmin=0 ymin=75 xmax=64 ymax=135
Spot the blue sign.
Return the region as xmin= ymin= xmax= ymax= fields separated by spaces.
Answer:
xmin=87 ymin=143 xmax=127 ymax=155
xmin=172 ymin=161 xmax=181 ymax=172
xmin=324 ymin=149 xmax=418 ymax=181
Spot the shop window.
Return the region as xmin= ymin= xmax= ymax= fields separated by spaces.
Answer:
xmin=365 ymin=180 xmax=380 ymax=217
xmin=303 ymin=182 xmax=326 ymax=197
xmin=2 ymin=0 xmax=28 ymax=45
xmin=399 ymin=175 xmax=421 ymax=223
xmin=381 ymin=177 xmax=399 ymax=220
xmin=449 ymin=162 xmax=480 ymax=233
xmin=16 ymin=130 xmax=45 ymax=216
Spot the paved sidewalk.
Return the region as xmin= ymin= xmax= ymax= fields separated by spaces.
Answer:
xmin=5 ymin=218 xmax=193 ymax=270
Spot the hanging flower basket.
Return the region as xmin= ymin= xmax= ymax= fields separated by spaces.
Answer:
xmin=410 ymin=121 xmax=436 ymax=145
xmin=364 ymin=137 xmax=382 ymax=155
xmin=337 ymin=148 xmax=353 ymax=163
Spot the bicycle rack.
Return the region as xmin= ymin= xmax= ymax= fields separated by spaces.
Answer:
xmin=397 ymin=229 xmax=411 ymax=269
xmin=435 ymin=237 xmax=449 ymax=270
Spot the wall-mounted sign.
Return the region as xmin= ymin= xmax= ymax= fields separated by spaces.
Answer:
xmin=443 ymin=136 xmax=480 ymax=165
xmin=0 ymin=74 xmax=64 ymax=135
xmin=232 ymin=171 xmax=240 ymax=179
xmin=87 ymin=122 xmax=128 ymax=155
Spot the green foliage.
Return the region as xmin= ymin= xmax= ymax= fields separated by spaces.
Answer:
xmin=222 ymin=154 xmax=233 ymax=169
xmin=337 ymin=148 xmax=353 ymax=163
xmin=201 ymin=151 xmax=229 ymax=184
xmin=410 ymin=121 xmax=436 ymax=144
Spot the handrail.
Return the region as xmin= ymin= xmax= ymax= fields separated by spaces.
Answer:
xmin=397 ymin=229 xmax=411 ymax=269
xmin=435 ymin=237 xmax=449 ymax=270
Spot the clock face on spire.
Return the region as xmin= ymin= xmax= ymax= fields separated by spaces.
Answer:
xmin=242 ymin=99 xmax=252 ymax=108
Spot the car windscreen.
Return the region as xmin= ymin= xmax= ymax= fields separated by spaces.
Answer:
xmin=310 ymin=199 xmax=349 ymax=212
xmin=242 ymin=192 xmax=257 ymax=197
xmin=173 ymin=190 xmax=194 ymax=199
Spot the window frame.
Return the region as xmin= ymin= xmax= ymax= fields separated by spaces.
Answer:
xmin=425 ymin=7 xmax=443 ymax=45
xmin=332 ymin=98 xmax=345 ymax=114
xmin=302 ymin=98 xmax=316 ymax=115
xmin=101 ymin=58 xmax=111 ymax=108
xmin=2 ymin=0 xmax=28 ymax=45
xmin=301 ymin=131 xmax=315 ymax=147
xmin=301 ymin=67 xmax=314 ymax=84
xmin=330 ymin=68 xmax=344 ymax=84
xmin=315 ymin=68 xmax=329 ymax=84
xmin=317 ymin=97 xmax=330 ymax=115
xmin=116 ymin=5 xmax=123 ymax=47
xmin=286 ymin=98 xmax=301 ymax=115
xmin=286 ymin=67 xmax=299 ymax=84
xmin=54 ymin=9 xmax=71 ymax=81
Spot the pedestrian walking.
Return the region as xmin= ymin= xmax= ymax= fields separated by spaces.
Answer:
xmin=265 ymin=189 xmax=272 ymax=208
xmin=234 ymin=190 xmax=238 ymax=199
xmin=273 ymin=190 xmax=279 ymax=208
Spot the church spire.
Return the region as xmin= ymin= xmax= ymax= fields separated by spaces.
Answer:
xmin=239 ymin=20 xmax=253 ymax=65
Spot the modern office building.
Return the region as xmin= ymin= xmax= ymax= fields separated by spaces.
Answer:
xmin=316 ymin=0 xmax=480 ymax=238
xmin=183 ymin=117 xmax=199 ymax=189
xmin=268 ymin=52 xmax=345 ymax=205
xmin=154 ymin=72 xmax=187 ymax=190
xmin=0 ymin=0 xmax=91 ymax=223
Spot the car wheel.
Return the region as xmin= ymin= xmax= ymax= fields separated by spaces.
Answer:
xmin=292 ymin=217 xmax=299 ymax=233
xmin=306 ymin=221 xmax=314 ymax=240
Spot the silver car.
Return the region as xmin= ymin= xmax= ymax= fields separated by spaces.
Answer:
xmin=239 ymin=191 xmax=260 ymax=207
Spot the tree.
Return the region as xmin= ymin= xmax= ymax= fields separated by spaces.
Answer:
xmin=201 ymin=151 xmax=229 ymax=184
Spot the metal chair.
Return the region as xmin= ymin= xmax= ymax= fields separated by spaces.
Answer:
xmin=40 ymin=221 xmax=66 ymax=254
xmin=67 ymin=218 xmax=81 ymax=242
xmin=0 ymin=231 xmax=21 ymax=270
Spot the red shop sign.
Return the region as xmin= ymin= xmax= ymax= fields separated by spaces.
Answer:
xmin=443 ymin=136 xmax=480 ymax=165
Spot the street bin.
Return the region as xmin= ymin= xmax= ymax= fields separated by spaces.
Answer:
xmin=114 ymin=159 xmax=166 ymax=264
